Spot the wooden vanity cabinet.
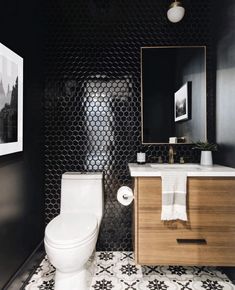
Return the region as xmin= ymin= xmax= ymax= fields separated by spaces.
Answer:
xmin=134 ymin=177 xmax=235 ymax=266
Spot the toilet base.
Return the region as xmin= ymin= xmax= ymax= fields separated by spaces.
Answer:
xmin=54 ymin=268 xmax=87 ymax=290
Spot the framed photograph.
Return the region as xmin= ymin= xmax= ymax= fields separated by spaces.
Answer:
xmin=0 ymin=43 xmax=23 ymax=156
xmin=174 ymin=82 xmax=191 ymax=122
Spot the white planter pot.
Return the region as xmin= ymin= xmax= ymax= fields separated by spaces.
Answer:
xmin=200 ymin=151 xmax=213 ymax=166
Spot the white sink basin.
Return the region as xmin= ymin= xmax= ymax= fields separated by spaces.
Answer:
xmin=149 ymin=164 xmax=203 ymax=170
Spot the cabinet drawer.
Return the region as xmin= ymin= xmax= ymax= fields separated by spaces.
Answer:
xmin=138 ymin=177 xmax=235 ymax=210
xmin=138 ymin=211 xmax=235 ymax=230
xmin=138 ymin=217 xmax=235 ymax=265
xmin=138 ymin=231 xmax=235 ymax=266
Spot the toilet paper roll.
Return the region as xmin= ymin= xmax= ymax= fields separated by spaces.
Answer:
xmin=117 ymin=186 xmax=134 ymax=206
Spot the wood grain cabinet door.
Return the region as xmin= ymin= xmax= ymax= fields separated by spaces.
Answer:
xmin=135 ymin=177 xmax=235 ymax=266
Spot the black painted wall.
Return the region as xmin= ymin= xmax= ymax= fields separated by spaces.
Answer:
xmin=45 ymin=0 xmax=213 ymax=251
xmin=214 ymin=0 xmax=235 ymax=280
xmin=215 ymin=0 xmax=235 ymax=168
xmin=0 ymin=0 xmax=44 ymax=288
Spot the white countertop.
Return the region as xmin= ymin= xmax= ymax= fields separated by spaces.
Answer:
xmin=128 ymin=163 xmax=235 ymax=177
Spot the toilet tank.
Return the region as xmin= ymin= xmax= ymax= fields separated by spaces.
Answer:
xmin=60 ymin=172 xmax=103 ymax=224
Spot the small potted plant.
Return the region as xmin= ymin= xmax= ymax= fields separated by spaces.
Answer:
xmin=192 ymin=141 xmax=218 ymax=166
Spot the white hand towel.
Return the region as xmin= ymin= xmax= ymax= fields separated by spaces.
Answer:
xmin=161 ymin=171 xmax=187 ymax=221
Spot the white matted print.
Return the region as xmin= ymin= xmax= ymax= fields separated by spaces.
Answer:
xmin=0 ymin=43 xmax=23 ymax=155
xmin=174 ymin=82 xmax=189 ymax=122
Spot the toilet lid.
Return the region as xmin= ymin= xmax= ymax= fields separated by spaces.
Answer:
xmin=45 ymin=213 xmax=97 ymax=246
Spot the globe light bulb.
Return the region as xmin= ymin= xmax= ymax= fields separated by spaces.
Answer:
xmin=167 ymin=1 xmax=185 ymax=23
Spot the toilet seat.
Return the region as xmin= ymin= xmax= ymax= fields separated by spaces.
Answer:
xmin=45 ymin=212 xmax=98 ymax=248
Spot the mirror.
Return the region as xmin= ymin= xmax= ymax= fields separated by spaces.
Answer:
xmin=141 ymin=46 xmax=207 ymax=144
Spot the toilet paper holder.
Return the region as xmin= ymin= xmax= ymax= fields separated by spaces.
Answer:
xmin=117 ymin=186 xmax=134 ymax=206
xmin=123 ymin=194 xmax=135 ymax=200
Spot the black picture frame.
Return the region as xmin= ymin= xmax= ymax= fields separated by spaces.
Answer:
xmin=174 ymin=81 xmax=191 ymax=122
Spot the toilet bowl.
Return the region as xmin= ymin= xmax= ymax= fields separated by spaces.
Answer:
xmin=45 ymin=212 xmax=98 ymax=290
xmin=44 ymin=172 xmax=103 ymax=290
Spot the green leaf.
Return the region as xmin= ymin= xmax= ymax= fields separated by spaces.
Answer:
xmin=192 ymin=141 xmax=218 ymax=151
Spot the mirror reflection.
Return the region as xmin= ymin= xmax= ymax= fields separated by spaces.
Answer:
xmin=141 ymin=46 xmax=206 ymax=144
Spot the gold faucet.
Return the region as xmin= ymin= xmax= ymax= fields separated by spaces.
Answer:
xmin=169 ymin=145 xmax=175 ymax=164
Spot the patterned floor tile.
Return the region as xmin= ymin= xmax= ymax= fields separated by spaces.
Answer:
xmin=139 ymin=277 xmax=177 ymax=290
xmin=119 ymin=252 xmax=135 ymax=263
xmin=114 ymin=261 xmax=142 ymax=282
xmin=91 ymin=276 xmax=123 ymax=290
xmin=96 ymin=251 xmax=118 ymax=264
xmin=192 ymin=279 xmax=235 ymax=290
xmin=24 ymin=257 xmax=55 ymax=290
xmin=24 ymin=252 xmax=235 ymax=290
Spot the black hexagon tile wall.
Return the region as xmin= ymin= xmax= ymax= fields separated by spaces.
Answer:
xmin=44 ymin=0 xmax=214 ymax=251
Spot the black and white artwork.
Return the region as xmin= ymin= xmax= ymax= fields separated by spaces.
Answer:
xmin=0 ymin=43 xmax=23 ymax=155
xmin=174 ymin=82 xmax=190 ymax=122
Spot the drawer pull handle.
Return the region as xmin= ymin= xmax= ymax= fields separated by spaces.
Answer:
xmin=177 ymin=239 xmax=207 ymax=245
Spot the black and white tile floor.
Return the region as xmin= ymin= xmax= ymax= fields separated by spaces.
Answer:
xmin=24 ymin=252 xmax=235 ymax=290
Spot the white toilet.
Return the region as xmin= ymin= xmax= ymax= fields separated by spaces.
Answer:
xmin=44 ymin=172 xmax=103 ymax=290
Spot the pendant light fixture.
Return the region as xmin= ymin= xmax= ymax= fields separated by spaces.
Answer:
xmin=167 ymin=0 xmax=185 ymax=23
